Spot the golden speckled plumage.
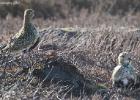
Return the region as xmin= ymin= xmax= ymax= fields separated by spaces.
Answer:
xmin=111 ymin=52 xmax=137 ymax=88
xmin=2 ymin=9 xmax=40 ymax=54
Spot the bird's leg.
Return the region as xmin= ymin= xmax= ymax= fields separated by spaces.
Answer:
xmin=37 ymin=44 xmax=42 ymax=51
xmin=29 ymin=37 xmax=41 ymax=52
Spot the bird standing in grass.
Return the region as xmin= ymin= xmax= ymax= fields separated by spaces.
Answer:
xmin=2 ymin=9 xmax=40 ymax=54
xmin=111 ymin=52 xmax=137 ymax=89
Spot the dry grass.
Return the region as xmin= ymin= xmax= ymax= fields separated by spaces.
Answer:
xmin=1 ymin=14 xmax=140 ymax=99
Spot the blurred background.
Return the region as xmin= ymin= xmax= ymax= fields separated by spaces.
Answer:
xmin=1 ymin=0 xmax=140 ymax=36
xmin=0 ymin=0 xmax=140 ymax=19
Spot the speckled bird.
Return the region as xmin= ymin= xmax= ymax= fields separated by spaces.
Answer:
xmin=111 ymin=52 xmax=137 ymax=88
xmin=2 ymin=9 xmax=40 ymax=54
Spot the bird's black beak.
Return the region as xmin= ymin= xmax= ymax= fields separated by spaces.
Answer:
xmin=128 ymin=58 xmax=131 ymax=62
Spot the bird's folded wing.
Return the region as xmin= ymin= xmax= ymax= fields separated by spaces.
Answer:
xmin=3 ymin=29 xmax=25 ymax=50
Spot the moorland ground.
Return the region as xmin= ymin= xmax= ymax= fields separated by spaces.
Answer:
xmin=1 ymin=0 xmax=140 ymax=99
xmin=1 ymin=14 xmax=140 ymax=99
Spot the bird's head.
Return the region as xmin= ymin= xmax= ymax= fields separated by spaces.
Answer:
xmin=24 ymin=9 xmax=34 ymax=20
xmin=118 ymin=52 xmax=132 ymax=66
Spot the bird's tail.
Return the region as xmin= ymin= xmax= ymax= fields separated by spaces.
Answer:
xmin=0 ymin=43 xmax=7 ymax=54
xmin=0 ymin=43 xmax=6 ymax=50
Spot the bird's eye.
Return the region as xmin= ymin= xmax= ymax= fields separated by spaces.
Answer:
xmin=28 ymin=11 xmax=32 ymax=14
xmin=128 ymin=58 xmax=131 ymax=60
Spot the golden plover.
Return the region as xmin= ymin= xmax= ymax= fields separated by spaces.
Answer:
xmin=2 ymin=9 xmax=40 ymax=54
xmin=111 ymin=52 xmax=137 ymax=88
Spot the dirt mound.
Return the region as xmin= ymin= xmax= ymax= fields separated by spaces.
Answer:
xmin=31 ymin=56 xmax=108 ymax=96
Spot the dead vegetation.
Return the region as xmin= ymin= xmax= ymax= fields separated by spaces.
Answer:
xmin=1 ymin=20 xmax=140 ymax=99
xmin=1 ymin=1 xmax=140 ymax=98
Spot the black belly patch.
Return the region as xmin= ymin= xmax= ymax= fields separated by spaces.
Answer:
xmin=114 ymin=79 xmax=135 ymax=88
